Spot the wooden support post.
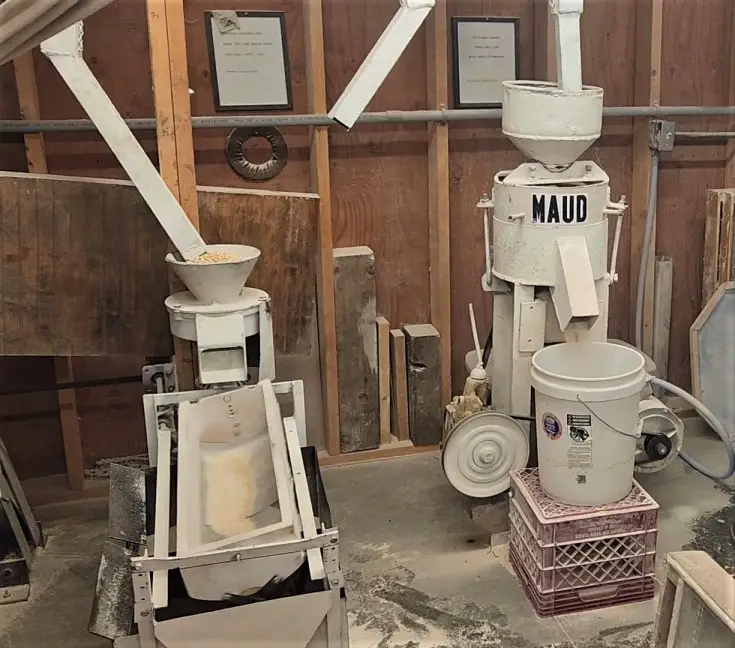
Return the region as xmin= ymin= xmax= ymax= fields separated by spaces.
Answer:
xmin=376 ymin=317 xmax=391 ymax=446
xmin=12 ymin=50 xmax=84 ymax=490
xmin=652 ymin=256 xmax=673 ymax=384
xmin=304 ymin=0 xmax=341 ymax=456
xmin=426 ymin=0 xmax=451 ymax=406
xmin=404 ymin=324 xmax=442 ymax=446
xmin=333 ymin=247 xmax=380 ymax=453
xmin=630 ymin=0 xmax=663 ymax=354
xmin=389 ymin=329 xmax=410 ymax=442
xmin=146 ymin=0 xmax=199 ymax=390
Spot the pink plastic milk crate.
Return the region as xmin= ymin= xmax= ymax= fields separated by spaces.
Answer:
xmin=508 ymin=469 xmax=659 ymax=616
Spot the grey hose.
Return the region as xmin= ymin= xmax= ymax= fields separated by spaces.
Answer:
xmin=635 ymin=151 xmax=660 ymax=349
xmin=649 ymin=377 xmax=735 ymax=480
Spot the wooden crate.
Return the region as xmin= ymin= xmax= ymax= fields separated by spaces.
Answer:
xmin=653 ymin=551 xmax=735 ymax=648
xmin=702 ymin=189 xmax=735 ymax=306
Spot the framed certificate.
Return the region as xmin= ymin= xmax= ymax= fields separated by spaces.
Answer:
xmin=205 ymin=10 xmax=293 ymax=111
xmin=451 ymin=16 xmax=520 ymax=109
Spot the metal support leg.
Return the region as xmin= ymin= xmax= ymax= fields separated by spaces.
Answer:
xmin=259 ymin=298 xmax=276 ymax=380
xmin=132 ymin=570 xmax=156 ymax=648
xmin=490 ymin=287 xmax=514 ymax=413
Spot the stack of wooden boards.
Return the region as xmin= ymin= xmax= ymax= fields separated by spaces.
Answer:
xmin=332 ymin=247 xmax=443 ymax=455
xmin=703 ymin=189 xmax=735 ymax=305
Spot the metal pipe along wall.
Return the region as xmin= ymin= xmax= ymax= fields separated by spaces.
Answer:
xmin=2 ymin=105 xmax=735 ymax=133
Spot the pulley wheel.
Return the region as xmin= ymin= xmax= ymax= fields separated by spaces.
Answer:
xmin=442 ymin=411 xmax=529 ymax=498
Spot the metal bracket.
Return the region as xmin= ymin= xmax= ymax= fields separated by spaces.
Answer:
xmin=131 ymin=569 xmax=156 ymax=648
xmin=141 ymin=363 xmax=175 ymax=394
xmin=323 ymin=541 xmax=343 ymax=589
xmin=650 ymin=120 xmax=676 ymax=152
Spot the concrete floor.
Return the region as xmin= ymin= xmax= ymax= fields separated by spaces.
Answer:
xmin=0 ymin=423 xmax=732 ymax=648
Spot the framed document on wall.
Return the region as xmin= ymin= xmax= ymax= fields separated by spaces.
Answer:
xmin=205 ymin=10 xmax=293 ymax=111
xmin=451 ymin=16 xmax=520 ymax=109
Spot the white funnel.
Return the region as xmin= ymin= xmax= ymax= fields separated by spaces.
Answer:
xmin=166 ymin=244 xmax=261 ymax=304
xmin=502 ymin=81 xmax=603 ymax=167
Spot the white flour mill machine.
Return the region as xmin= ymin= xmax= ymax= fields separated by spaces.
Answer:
xmin=441 ymin=0 xmax=688 ymax=501
xmin=323 ymin=0 xmax=696 ymax=503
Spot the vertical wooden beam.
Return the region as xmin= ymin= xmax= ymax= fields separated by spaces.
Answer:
xmin=533 ymin=0 xmax=557 ymax=82
xmin=303 ymin=0 xmax=340 ymax=455
xmin=376 ymin=316 xmax=391 ymax=445
xmin=426 ymin=0 xmax=451 ymax=406
xmin=333 ymin=247 xmax=380 ymax=453
xmin=389 ymin=329 xmax=410 ymax=442
xmin=146 ymin=0 xmax=199 ymax=389
xmin=12 ymin=51 xmax=85 ymax=491
xmin=630 ymin=0 xmax=663 ymax=353
xmin=54 ymin=358 xmax=85 ymax=491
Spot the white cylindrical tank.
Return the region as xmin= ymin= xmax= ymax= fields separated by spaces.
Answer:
xmin=491 ymin=162 xmax=610 ymax=285
xmin=530 ymin=342 xmax=647 ymax=506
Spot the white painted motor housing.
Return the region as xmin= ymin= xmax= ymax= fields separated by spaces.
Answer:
xmin=491 ymin=161 xmax=610 ymax=286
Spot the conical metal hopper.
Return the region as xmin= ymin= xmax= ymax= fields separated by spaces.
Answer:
xmin=165 ymin=244 xmax=261 ymax=304
xmin=502 ymin=81 xmax=604 ymax=168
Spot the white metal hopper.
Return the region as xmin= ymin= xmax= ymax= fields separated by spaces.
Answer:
xmin=175 ymin=380 xmax=303 ymax=600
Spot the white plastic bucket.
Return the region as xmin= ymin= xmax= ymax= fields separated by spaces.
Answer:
xmin=530 ymin=342 xmax=647 ymax=506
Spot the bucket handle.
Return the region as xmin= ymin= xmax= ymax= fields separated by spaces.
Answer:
xmin=575 ymin=395 xmax=642 ymax=439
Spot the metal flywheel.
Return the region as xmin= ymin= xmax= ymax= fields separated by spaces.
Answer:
xmin=442 ymin=411 xmax=529 ymax=498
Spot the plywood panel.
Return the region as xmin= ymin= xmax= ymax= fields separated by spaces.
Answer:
xmin=581 ymin=0 xmax=636 ymax=343
xmin=198 ymin=185 xmax=319 ymax=355
xmin=0 ymin=173 xmax=319 ymax=357
xmin=324 ymin=0 xmax=431 ymax=328
xmin=657 ymin=0 xmax=731 ymax=388
xmin=184 ymin=0 xmax=311 ymax=193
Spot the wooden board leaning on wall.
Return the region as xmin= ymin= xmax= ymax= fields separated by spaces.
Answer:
xmin=0 ymin=172 xmax=318 ymax=356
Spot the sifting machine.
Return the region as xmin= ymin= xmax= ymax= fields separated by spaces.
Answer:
xmin=19 ymin=18 xmax=348 ymax=648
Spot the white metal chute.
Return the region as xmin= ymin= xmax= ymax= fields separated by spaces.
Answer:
xmin=328 ymin=0 xmax=435 ymax=129
xmin=40 ymin=23 xmax=207 ymax=260
xmin=0 ymin=0 xmax=113 ymax=66
xmin=550 ymin=0 xmax=584 ymax=92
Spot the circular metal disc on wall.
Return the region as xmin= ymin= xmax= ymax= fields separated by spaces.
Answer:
xmin=225 ymin=127 xmax=288 ymax=182
xmin=442 ymin=411 xmax=529 ymax=498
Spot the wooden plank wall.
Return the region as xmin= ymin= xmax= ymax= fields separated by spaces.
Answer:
xmin=0 ymin=0 xmax=733 ymax=477
xmin=0 ymin=173 xmax=318 ymax=356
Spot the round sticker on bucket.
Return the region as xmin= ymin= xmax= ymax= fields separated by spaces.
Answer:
xmin=542 ymin=413 xmax=562 ymax=440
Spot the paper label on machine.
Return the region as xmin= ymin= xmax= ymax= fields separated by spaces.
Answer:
xmin=532 ymin=193 xmax=588 ymax=224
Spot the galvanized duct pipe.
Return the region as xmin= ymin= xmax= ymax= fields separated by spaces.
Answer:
xmin=2 ymin=105 xmax=735 ymax=133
